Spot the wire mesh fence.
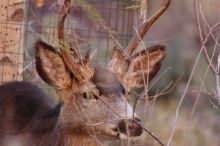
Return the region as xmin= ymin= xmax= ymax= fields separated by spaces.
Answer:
xmin=0 ymin=0 xmax=135 ymax=85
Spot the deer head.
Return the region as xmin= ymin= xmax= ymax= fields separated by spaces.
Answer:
xmin=35 ymin=0 xmax=170 ymax=142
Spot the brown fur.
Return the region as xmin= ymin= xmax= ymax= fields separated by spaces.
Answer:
xmin=0 ymin=81 xmax=103 ymax=146
xmin=0 ymin=82 xmax=56 ymax=146
xmin=0 ymin=68 xmax=141 ymax=146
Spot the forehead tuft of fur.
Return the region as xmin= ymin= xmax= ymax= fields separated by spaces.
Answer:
xmin=92 ymin=67 xmax=124 ymax=96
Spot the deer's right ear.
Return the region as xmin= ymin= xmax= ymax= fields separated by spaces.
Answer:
xmin=35 ymin=40 xmax=72 ymax=89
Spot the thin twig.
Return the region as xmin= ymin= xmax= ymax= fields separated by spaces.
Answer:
xmin=197 ymin=4 xmax=217 ymax=74
xmin=149 ymin=67 xmax=172 ymax=91
xmin=134 ymin=120 xmax=165 ymax=146
xmin=195 ymin=0 xmax=220 ymax=105
xmin=166 ymin=16 xmax=205 ymax=146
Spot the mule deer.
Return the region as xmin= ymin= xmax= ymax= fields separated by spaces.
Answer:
xmin=0 ymin=0 xmax=170 ymax=145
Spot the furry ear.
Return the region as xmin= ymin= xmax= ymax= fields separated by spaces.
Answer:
xmin=122 ymin=45 xmax=166 ymax=89
xmin=108 ymin=47 xmax=130 ymax=76
xmin=35 ymin=40 xmax=72 ymax=89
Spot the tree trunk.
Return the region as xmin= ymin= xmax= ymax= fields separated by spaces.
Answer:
xmin=0 ymin=0 xmax=25 ymax=84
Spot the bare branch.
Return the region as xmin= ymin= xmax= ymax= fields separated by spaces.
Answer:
xmin=196 ymin=3 xmax=217 ymax=74
xmin=134 ymin=120 xmax=165 ymax=146
xmin=195 ymin=1 xmax=220 ymax=104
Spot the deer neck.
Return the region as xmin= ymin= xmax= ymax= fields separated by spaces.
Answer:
xmin=54 ymin=122 xmax=102 ymax=146
xmin=52 ymin=98 xmax=102 ymax=146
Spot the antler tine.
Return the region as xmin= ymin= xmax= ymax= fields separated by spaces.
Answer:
xmin=126 ymin=0 xmax=171 ymax=56
xmin=58 ymin=0 xmax=94 ymax=82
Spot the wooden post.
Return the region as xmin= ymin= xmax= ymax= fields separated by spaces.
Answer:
xmin=0 ymin=0 xmax=25 ymax=84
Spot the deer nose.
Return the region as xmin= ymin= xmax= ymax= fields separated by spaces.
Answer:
xmin=118 ymin=117 xmax=143 ymax=137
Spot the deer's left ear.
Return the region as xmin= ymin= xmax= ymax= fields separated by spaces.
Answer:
xmin=122 ymin=45 xmax=166 ymax=89
xmin=35 ymin=40 xmax=72 ymax=89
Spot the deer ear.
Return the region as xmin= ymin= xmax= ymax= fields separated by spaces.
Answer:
xmin=35 ymin=40 xmax=72 ymax=89
xmin=108 ymin=47 xmax=130 ymax=76
xmin=123 ymin=45 xmax=166 ymax=89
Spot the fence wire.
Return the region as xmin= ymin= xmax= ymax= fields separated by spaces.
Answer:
xmin=0 ymin=0 xmax=135 ymax=85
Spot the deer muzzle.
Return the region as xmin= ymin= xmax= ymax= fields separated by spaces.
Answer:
xmin=118 ymin=117 xmax=143 ymax=137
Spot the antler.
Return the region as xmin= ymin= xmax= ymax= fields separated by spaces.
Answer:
xmin=58 ymin=0 xmax=94 ymax=83
xmin=108 ymin=0 xmax=170 ymax=76
xmin=126 ymin=0 xmax=171 ymax=56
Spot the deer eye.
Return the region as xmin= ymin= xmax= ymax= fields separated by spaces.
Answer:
xmin=120 ymin=84 xmax=126 ymax=95
xmin=83 ymin=92 xmax=98 ymax=100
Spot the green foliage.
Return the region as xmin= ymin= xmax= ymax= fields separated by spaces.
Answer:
xmin=126 ymin=4 xmax=141 ymax=10
xmin=126 ymin=0 xmax=144 ymax=10
xmin=76 ymin=0 xmax=102 ymax=21
xmin=75 ymin=0 xmax=116 ymax=35
xmin=59 ymin=40 xmax=71 ymax=51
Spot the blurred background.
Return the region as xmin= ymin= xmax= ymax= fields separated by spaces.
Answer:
xmin=0 ymin=0 xmax=220 ymax=145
